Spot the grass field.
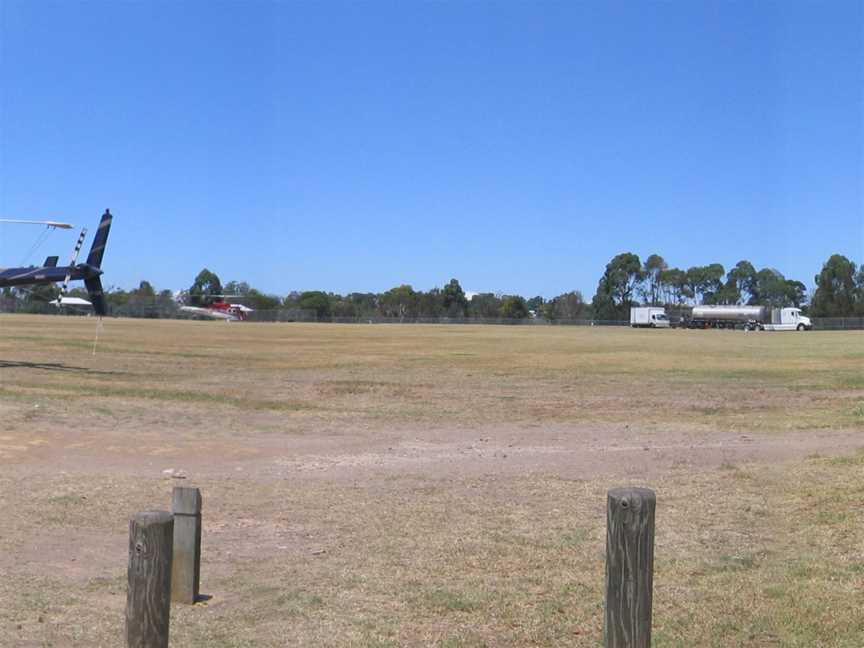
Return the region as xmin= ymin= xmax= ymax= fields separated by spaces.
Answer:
xmin=1 ymin=315 xmax=862 ymax=647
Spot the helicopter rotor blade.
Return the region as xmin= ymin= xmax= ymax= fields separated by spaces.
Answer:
xmin=0 ymin=218 xmax=74 ymax=229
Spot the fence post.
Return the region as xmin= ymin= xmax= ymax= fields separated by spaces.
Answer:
xmin=126 ymin=510 xmax=174 ymax=648
xmin=604 ymin=487 xmax=655 ymax=648
xmin=171 ymin=486 xmax=202 ymax=604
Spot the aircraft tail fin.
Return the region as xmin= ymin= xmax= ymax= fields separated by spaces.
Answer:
xmin=85 ymin=277 xmax=107 ymax=316
xmin=44 ymin=256 xmax=59 ymax=268
xmin=85 ymin=209 xmax=112 ymax=269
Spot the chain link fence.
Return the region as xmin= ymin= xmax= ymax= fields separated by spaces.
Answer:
xmin=2 ymin=300 xmax=863 ymax=330
xmin=811 ymin=317 xmax=864 ymax=330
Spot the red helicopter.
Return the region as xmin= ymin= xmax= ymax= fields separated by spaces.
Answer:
xmin=177 ymin=294 xmax=254 ymax=321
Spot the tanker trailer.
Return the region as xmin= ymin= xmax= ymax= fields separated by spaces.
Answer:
xmin=688 ymin=305 xmax=811 ymax=330
xmin=689 ymin=305 xmax=769 ymax=329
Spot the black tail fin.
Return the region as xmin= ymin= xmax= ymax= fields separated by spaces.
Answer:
xmin=85 ymin=277 xmax=107 ymax=316
xmin=86 ymin=209 xmax=112 ymax=268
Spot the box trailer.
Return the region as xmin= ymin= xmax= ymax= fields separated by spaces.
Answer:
xmin=630 ymin=307 xmax=670 ymax=328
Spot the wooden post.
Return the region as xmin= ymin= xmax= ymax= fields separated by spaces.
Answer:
xmin=171 ymin=486 xmax=202 ymax=604
xmin=604 ymin=487 xmax=656 ymax=648
xmin=126 ymin=511 xmax=173 ymax=648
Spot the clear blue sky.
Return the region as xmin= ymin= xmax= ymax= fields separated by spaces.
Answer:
xmin=1 ymin=1 xmax=862 ymax=298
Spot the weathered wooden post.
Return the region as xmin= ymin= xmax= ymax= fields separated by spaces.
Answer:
xmin=171 ymin=486 xmax=202 ymax=604
xmin=604 ymin=487 xmax=656 ymax=648
xmin=126 ymin=511 xmax=174 ymax=648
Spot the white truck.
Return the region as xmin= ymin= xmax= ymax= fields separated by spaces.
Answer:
xmin=689 ymin=305 xmax=812 ymax=331
xmin=630 ymin=306 xmax=670 ymax=328
xmin=760 ymin=307 xmax=813 ymax=331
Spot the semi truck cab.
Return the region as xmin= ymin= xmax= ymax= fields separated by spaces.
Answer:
xmin=761 ymin=308 xmax=812 ymax=331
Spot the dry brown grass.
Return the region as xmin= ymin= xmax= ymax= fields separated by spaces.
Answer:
xmin=0 ymin=315 xmax=862 ymax=647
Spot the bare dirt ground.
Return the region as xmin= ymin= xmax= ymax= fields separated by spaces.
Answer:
xmin=1 ymin=315 xmax=862 ymax=647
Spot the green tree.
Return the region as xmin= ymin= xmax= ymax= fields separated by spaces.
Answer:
xmin=500 ymin=295 xmax=529 ymax=319
xmin=687 ymin=264 xmax=725 ymax=304
xmin=331 ymin=297 xmax=358 ymax=318
xmin=542 ymin=291 xmax=586 ymax=320
xmin=189 ymin=269 xmax=223 ymax=306
xmin=784 ymin=280 xmax=808 ymax=308
xmin=752 ymin=268 xmax=791 ymax=307
xmin=592 ymin=253 xmax=643 ymax=319
xmin=855 ymin=266 xmax=864 ymax=315
xmin=725 ymin=261 xmax=757 ymax=305
xmin=379 ymin=285 xmax=417 ymax=320
xmin=641 ymin=254 xmax=667 ymax=306
xmin=468 ymin=293 xmax=502 ymax=319
xmin=135 ymin=280 xmax=156 ymax=298
xmin=347 ymin=293 xmax=378 ymax=317
xmin=223 ymin=281 xmax=251 ymax=296
xmin=659 ymin=267 xmax=690 ymax=305
xmin=18 ymin=283 xmax=59 ymax=312
xmin=417 ymin=288 xmax=444 ymax=318
xmin=441 ymin=279 xmax=469 ymax=317
xmin=244 ymin=289 xmax=281 ymax=311
xmin=811 ymin=254 xmax=857 ymax=316
xmin=297 ymin=291 xmax=332 ymax=319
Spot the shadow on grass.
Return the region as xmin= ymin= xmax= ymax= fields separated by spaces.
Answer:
xmin=0 ymin=359 xmax=122 ymax=376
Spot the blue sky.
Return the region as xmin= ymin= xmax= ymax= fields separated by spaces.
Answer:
xmin=1 ymin=1 xmax=862 ymax=298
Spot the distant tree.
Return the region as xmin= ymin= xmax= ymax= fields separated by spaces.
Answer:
xmin=543 ymin=291 xmax=586 ymax=320
xmin=855 ymin=266 xmax=864 ymax=315
xmin=331 ymin=297 xmax=357 ymax=318
xmin=525 ymin=295 xmax=545 ymax=314
xmin=297 ymin=291 xmax=332 ymax=319
xmin=687 ymin=264 xmax=725 ymax=304
xmin=189 ymin=269 xmax=223 ymax=306
xmin=224 ymin=280 xmax=251 ymax=296
xmin=135 ymin=280 xmax=156 ymax=298
xmin=592 ymin=253 xmax=643 ymax=319
xmin=283 ymin=291 xmax=302 ymax=308
xmin=441 ymin=279 xmax=469 ymax=317
xmin=17 ymin=283 xmax=59 ymax=311
xmin=121 ymin=280 xmax=159 ymax=317
xmin=784 ymin=280 xmax=808 ymax=308
xmin=468 ymin=293 xmax=502 ymax=319
xmin=752 ymin=268 xmax=791 ymax=307
xmin=500 ymin=295 xmax=529 ymax=319
xmin=102 ymin=287 xmax=130 ymax=314
xmin=416 ymin=288 xmax=444 ymax=318
xmin=379 ymin=285 xmax=417 ymax=320
xmin=157 ymin=289 xmax=177 ymax=313
xmin=811 ymin=254 xmax=857 ymax=316
xmin=659 ymin=267 xmax=689 ymax=305
xmin=725 ymin=261 xmax=757 ymax=305
xmin=641 ymin=254 xmax=667 ymax=306
xmin=244 ymin=289 xmax=280 ymax=311
xmin=347 ymin=292 xmax=378 ymax=317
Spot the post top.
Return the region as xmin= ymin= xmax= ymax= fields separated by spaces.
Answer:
xmin=131 ymin=510 xmax=174 ymax=526
xmin=172 ymin=486 xmax=202 ymax=515
xmin=607 ymin=487 xmax=656 ymax=502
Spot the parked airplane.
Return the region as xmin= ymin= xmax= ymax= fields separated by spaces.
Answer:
xmin=0 ymin=209 xmax=113 ymax=315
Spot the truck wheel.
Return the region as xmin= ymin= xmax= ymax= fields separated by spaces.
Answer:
xmin=797 ymin=323 xmax=805 ymax=331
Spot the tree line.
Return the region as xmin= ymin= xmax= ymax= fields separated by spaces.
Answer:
xmin=182 ymin=252 xmax=864 ymax=321
xmin=2 ymin=252 xmax=862 ymax=320
xmin=591 ymin=252 xmax=864 ymax=319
